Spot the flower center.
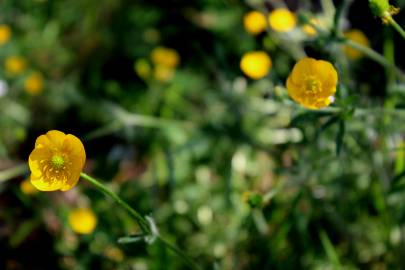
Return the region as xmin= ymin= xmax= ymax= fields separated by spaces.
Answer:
xmin=305 ymin=77 xmax=321 ymax=93
xmin=51 ymin=155 xmax=65 ymax=169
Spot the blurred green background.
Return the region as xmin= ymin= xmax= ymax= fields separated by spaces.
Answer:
xmin=2 ymin=0 xmax=405 ymax=269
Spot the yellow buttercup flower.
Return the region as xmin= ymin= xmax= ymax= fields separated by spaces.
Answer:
xmin=28 ymin=130 xmax=86 ymax=191
xmin=286 ymin=57 xmax=338 ymax=109
xmin=268 ymin=8 xmax=297 ymax=32
xmin=104 ymin=246 xmax=124 ymax=262
xmin=0 ymin=25 xmax=11 ymax=45
xmin=343 ymin=30 xmax=370 ymax=59
xmin=302 ymin=18 xmax=320 ymax=36
xmin=134 ymin=58 xmax=151 ymax=80
xmin=243 ymin=11 xmax=267 ymax=35
xmin=68 ymin=208 xmax=97 ymax=234
xmin=151 ymin=47 xmax=180 ymax=68
xmin=154 ymin=64 xmax=175 ymax=82
xmin=20 ymin=178 xmax=38 ymax=195
xmin=240 ymin=51 xmax=272 ymax=80
xmin=5 ymin=56 xmax=27 ymax=75
xmin=24 ymin=72 xmax=44 ymax=95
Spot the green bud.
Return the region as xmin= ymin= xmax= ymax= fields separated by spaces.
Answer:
xmin=369 ymin=0 xmax=390 ymax=17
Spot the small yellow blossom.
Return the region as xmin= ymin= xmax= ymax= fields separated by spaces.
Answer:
xmin=151 ymin=47 xmax=180 ymax=69
xmin=20 ymin=178 xmax=38 ymax=195
xmin=343 ymin=30 xmax=370 ymax=59
xmin=302 ymin=19 xmax=320 ymax=36
xmin=28 ymin=130 xmax=86 ymax=191
xmin=240 ymin=51 xmax=272 ymax=80
xmin=286 ymin=57 xmax=338 ymax=109
xmin=0 ymin=25 xmax=11 ymax=45
xmin=268 ymin=8 xmax=297 ymax=32
xmin=24 ymin=72 xmax=44 ymax=95
xmin=68 ymin=208 xmax=97 ymax=234
xmin=243 ymin=11 xmax=267 ymax=35
xmin=154 ymin=64 xmax=175 ymax=82
xmin=134 ymin=58 xmax=151 ymax=80
xmin=104 ymin=246 xmax=125 ymax=262
xmin=5 ymin=56 xmax=27 ymax=75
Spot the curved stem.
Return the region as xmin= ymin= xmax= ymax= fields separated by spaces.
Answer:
xmin=80 ymin=173 xmax=150 ymax=233
xmin=79 ymin=172 xmax=201 ymax=270
xmin=386 ymin=16 xmax=405 ymax=40
xmin=342 ymin=39 xmax=405 ymax=82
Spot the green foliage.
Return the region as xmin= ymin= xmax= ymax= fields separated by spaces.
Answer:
xmin=1 ymin=0 xmax=405 ymax=269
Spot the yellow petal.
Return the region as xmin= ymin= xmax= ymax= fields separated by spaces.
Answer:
xmin=30 ymin=175 xmax=63 ymax=191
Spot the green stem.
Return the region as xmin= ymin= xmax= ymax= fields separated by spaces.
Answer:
xmin=342 ymin=39 xmax=405 ymax=82
xmin=386 ymin=16 xmax=405 ymax=40
xmin=0 ymin=164 xmax=28 ymax=183
xmin=79 ymin=172 xmax=201 ymax=270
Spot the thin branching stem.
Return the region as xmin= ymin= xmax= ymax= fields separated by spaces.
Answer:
xmin=80 ymin=173 xmax=201 ymax=270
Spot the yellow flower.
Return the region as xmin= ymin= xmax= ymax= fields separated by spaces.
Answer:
xmin=20 ymin=178 xmax=38 ymax=195
xmin=302 ymin=19 xmax=320 ymax=36
xmin=24 ymin=72 xmax=44 ymax=95
xmin=240 ymin=51 xmax=272 ymax=80
xmin=286 ymin=57 xmax=338 ymax=109
xmin=243 ymin=11 xmax=267 ymax=35
xmin=343 ymin=30 xmax=370 ymax=59
xmin=154 ymin=64 xmax=175 ymax=82
xmin=0 ymin=24 xmax=11 ymax=45
xmin=268 ymin=8 xmax=297 ymax=32
xmin=151 ymin=47 xmax=180 ymax=68
xmin=68 ymin=208 xmax=97 ymax=234
xmin=134 ymin=58 xmax=151 ymax=80
xmin=28 ymin=130 xmax=86 ymax=191
xmin=5 ymin=56 xmax=27 ymax=75
xmin=104 ymin=246 xmax=124 ymax=262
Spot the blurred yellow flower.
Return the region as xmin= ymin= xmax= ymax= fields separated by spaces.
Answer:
xmin=104 ymin=246 xmax=124 ymax=262
xmin=286 ymin=57 xmax=338 ymax=109
xmin=243 ymin=11 xmax=267 ymax=35
xmin=0 ymin=24 xmax=11 ymax=45
xmin=154 ymin=64 xmax=175 ymax=82
xmin=302 ymin=19 xmax=320 ymax=36
xmin=24 ymin=72 xmax=44 ymax=95
xmin=151 ymin=47 xmax=180 ymax=68
xmin=68 ymin=208 xmax=97 ymax=234
xmin=28 ymin=130 xmax=86 ymax=191
xmin=20 ymin=178 xmax=38 ymax=195
xmin=240 ymin=51 xmax=272 ymax=80
xmin=344 ymin=30 xmax=370 ymax=59
xmin=5 ymin=56 xmax=27 ymax=75
xmin=134 ymin=58 xmax=151 ymax=80
xmin=268 ymin=8 xmax=297 ymax=32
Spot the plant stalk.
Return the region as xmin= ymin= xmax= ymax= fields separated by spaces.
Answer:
xmin=80 ymin=172 xmax=201 ymax=270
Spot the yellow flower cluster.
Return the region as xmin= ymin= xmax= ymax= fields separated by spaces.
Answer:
xmin=68 ymin=208 xmax=97 ymax=234
xmin=286 ymin=57 xmax=338 ymax=109
xmin=28 ymin=130 xmax=86 ymax=191
xmin=134 ymin=46 xmax=180 ymax=82
xmin=243 ymin=8 xmax=297 ymax=35
xmin=0 ymin=24 xmax=11 ymax=45
xmin=240 ymin=51 xmax=272 ymax=80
